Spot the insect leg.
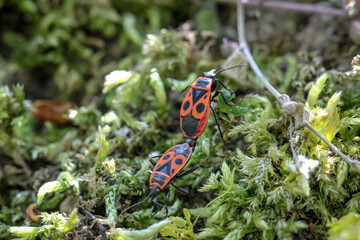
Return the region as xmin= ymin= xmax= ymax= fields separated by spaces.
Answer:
xmin=153 ymin=197 xmax=167 ymax=209
xmin=152 ymin=196 xmax=172 ymax=217
xmin=148 ymin=154 xmax=162 ymax=166
xmin=121 ymin=193 xmax=151 ymax=214
xmin=171 ymin=183 xmax=189 ymax=194
xmin=177 ymin=164 xmax=201 ymax=178
xmin=181 ymin=85 xmax=191 ymax=93
xmin=165 ymin=189 xmax=170 ymax=218
xmin=210 ymin=90 xmax=220 ymax=101
xmin=210 ymin=104 xmax=225 ymax=143
xmin=216 ymin=79 xmax=235 ymax=95
xmin=215 ymin=90 xmax=236 ymax=106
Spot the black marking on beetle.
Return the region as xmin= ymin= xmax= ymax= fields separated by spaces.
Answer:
xmin=151 ymin=174 xmax=166 ymax=186
xmin=183 ymin=101 xmax=190 ymax=111
xmin=196 ymin=103 xmax=205 ymax=113
xmin=192 ymin=89 xmax=207 ymax=104
xmin=156 ymin=161 xmax=172 ymax=176
xmin=181 ymin=115 xmax=199 ymax=137
xmin=175 ymin=158 xmax=183 ymax=165
xmin=174 ymin=144 xmax=191 ymax=156
xmin=172 ymin=169 xmax=175 ymax=174
xmin=195 ymin=79 xmax=210 ymax=88
xmin=163 ymin=154 xmax=171 ymax=160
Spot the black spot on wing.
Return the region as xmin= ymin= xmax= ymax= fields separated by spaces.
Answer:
xmin=196 ymin=103 xmax=205 ymax=113
xmin=175 ymin=158 xmax=183 ymax=165
xmin=183 ymin=101 xmax=190 ymax=111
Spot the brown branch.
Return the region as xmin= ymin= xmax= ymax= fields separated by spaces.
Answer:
xmin=218 ymin=0 xmax=346 ymax=17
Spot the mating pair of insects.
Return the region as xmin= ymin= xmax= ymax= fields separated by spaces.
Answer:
xmin=121 ymin=65 xmax=246 ymax=217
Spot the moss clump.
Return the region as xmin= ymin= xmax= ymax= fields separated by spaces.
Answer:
xmin=1 ymin=1 xmax=360 ymax=239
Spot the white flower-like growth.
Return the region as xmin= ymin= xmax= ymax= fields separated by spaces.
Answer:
xmin=296 ymin=155 xmax=320 ymax=179
xmin=103 ymin=70 xmax=133 ymax=93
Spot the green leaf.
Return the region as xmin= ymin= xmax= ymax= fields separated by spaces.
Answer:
xmin=160 ymin=226 xmax=178 ymax=238
xmin=307 ymin=73 xmax=328 ymax=107
xmin=218 ymin=90 xmax=254 ymax=115
xmin=171 ymin=216 xmax=187 ymax=228
xmin=122 ymin=13 xmax=142 ymax=46
xmin=253 ymin=216 xmax=269 ymax=230
xmin=96 ymin=135 xmax=108 ymax=169
xmin=327 ymin=212 xmax=360 ymax=234
xmin=220 ymin=162 xmax=234 ymax=189
xmin=12 ymin=84 xmax=25 ymax=103
xmin=184 ymin=208 xmax=193 ymax=230
xmin=199 ymin=172 xmax=220 ymax=192
xmin=337 ymin=160 xmax=348 ymax=188
xmin=59 ymin=209 xmax=78 ymax=232
xmin=150 ymin=68 xmax=167 ymax=112
xmin=324 ymin=91 xmax=341 ymax=142
xmin=9 ymin=226 xmax=41 ymax=237
xmin=37 ymin=181 xmax=63 ymax=205
xmin=104 ymin=185 xmax=117 ymax=228
xmin=111 ymin=219 xmax=172 ymax=240
xmin=166 ymin=72 xmax=197 ymax=90
xmin=37 ymin=172 xmax=79 ymax=205
xmin=38 ymin=193 xmax=66 ymax=211
xmin=284 ymin=173 xmax=310 ymax=197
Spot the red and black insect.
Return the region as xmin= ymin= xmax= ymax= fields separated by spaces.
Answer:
xmin=121 ymin=143 xmax=200 ymax=217
xmin=180 ymin=65 xmax=247 ymax=141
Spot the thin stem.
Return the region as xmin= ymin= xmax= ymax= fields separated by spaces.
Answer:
xmin=236 ymin=0 xmax=283 ymax=103
xmin=289 ymin=116 xmax=299 ymax=162
xmin=305 ymin=123 xmax=360 ymax=172
xmin=219 ymin=0 xmax=346 ymax=17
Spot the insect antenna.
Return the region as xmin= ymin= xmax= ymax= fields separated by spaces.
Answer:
xmin=214 ymin=64 xmax=248 ymax=76
xmin=121 ymin=193 xmax=151 ymax=214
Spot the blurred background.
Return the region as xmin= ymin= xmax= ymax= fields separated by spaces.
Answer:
xmin=0 ymin=0 xmax=356 ymax=103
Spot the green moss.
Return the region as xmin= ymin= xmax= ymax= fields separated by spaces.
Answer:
xmin=1 ymin=2 xmax=360 ymax=239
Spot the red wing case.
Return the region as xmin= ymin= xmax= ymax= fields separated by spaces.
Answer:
xmin=150 ymin=143 xmax=193 ymax=190
xmin=180 ymin=77 xmax=212 ymax=138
